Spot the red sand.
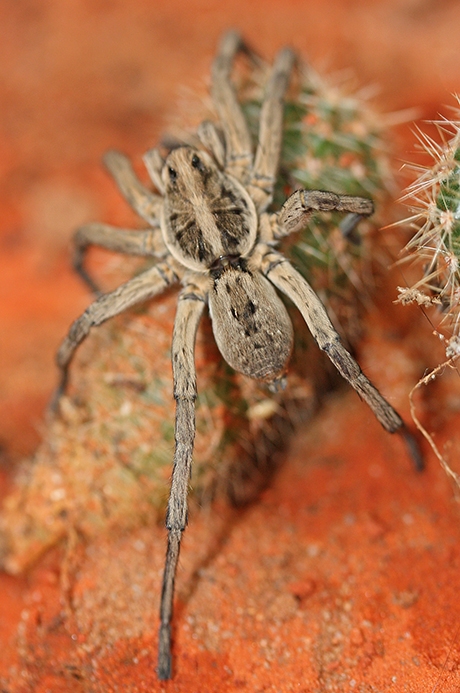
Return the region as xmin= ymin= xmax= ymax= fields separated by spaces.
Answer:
xmin=1 ymin=2 xmax=460 ymax=691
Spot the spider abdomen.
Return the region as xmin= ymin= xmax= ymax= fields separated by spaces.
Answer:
xmin=209 ymin=265 xmax=294 ymax=385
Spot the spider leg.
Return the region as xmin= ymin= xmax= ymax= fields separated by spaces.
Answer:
xmin=197 ymin=120 xmax=226 ymax=168
xmin=257 ymin=246 xmax=423 ymax=469
xmin=272 ymin=188 xmax=374 ymax=240
xmin=211 ymin=30 xmax=254 ymax=181
xmin=103 ymin=149 xmax=162 ymax=224
xmin=143 ymin=148 xmax=165 ymax=195
xmin=51 ymin=259 xmax=181 ymax=411
xmin=249 ymin=46 xmax=296 ymax=212
xmin=339 ymin=212 xmax=368 ymax=244
xmin=158 ymin=280 xmax=207 ymax=680
xmin=73 ymin=222 xmax=166 ymax=295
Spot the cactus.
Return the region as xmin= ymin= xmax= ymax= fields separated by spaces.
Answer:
xmin=0 ymin=52 xmax=395 ymax=573
xmin=395 ymin=99 xmax=460 ymax=493
xmin=396 ymin=98 xmax=460 ymax=359
xmin=244 ymin=61 xmax=394 ymax=335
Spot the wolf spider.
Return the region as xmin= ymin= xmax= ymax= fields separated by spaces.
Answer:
xmin=54 ymin=30 xmax=422 ymax=679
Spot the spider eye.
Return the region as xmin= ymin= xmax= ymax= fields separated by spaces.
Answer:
xmin=168 ymin=166 xmax=177 ymax=182
xmin=191 ymin=154 xmax=204 ymax=171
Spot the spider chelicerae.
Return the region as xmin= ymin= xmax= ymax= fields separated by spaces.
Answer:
xmin=54 ymin=30 xmax=422 ymax=680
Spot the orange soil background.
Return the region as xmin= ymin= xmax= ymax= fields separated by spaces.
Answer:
xmin=1 ymin=1 xmax=460 ymax=691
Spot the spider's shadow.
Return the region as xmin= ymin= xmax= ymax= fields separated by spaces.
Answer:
xmin=173 ymin=500 xmax=252 ymax=630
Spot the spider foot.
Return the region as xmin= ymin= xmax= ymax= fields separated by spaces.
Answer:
xmin=48 ymin=385 xmax=65 ymax=417
xmin=157 ymin=623 xmax=173 ymax=680
xmin=73 ymin=256 xmax=103 ymax=296
xmin=399 ymin=425 xmax=424 ymax=472
xmin=47 ymin=365 xmax=70 ymax=417
xmin=339 ymin=213 xmax=365 ymax=244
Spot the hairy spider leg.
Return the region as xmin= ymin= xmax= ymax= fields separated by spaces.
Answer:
xmin=103 ymin=149 xmax=162 ymax=224
xmin=257 ymin=246 xmax=423 ymax=470
xmin=276 ymin=188 xmax=375 ymax=238
xmin=73 ymin=150 xmax=165 ymax=294
xmin=157 ymin=281 xmax=207 ymax=680
xmin=73 ymin=222 xmax=165 ymax=294
xmin=249 ymin=46 xmax=295 ymax=212
xmin=52 ymin=260 xmax=181 ymax=411
xmin=211 ymin=30 xmax=254 ymax=182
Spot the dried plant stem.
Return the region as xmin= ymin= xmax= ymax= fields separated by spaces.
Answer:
xmin=409 ymin=355 xmax=460 ymax=492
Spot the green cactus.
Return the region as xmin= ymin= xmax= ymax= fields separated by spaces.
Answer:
xmin=397 ymin=99 xmax=460 ymax=357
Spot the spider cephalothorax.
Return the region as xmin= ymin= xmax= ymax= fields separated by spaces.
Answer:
xmin=54 ymin=30 xmax=421 ymax=680
xmin=161 ymin=146 xmax=258 ymax=268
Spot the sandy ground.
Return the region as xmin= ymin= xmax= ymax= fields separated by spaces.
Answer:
xmin=1 ymin=1 xmax=460 ymax=691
